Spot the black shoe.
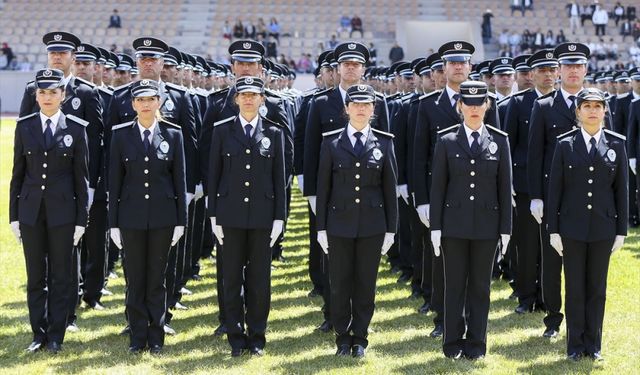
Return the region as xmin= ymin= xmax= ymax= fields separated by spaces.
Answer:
xmin=231 ymin=348 xmax=246 ymax=357
xmin=214 ymin=324 xmax=227 ymax=336
xmin=408 ymin=290 xmax=422 ymax=300
xmin=26 ymin=339 xmax=46 ymax=353
xmin=543 ymin=328 xmax=559 ymax=338
xmin=120 ymin=325 xmax=131 ymax=336
xmin=588 ymin=352 xmax=604 ymax=361
xmin=191 ymin=274 xmax=203 ymax=281
xmin=351 ymin=344 xmax=366 ymax=358
xmin=46 ymin=342 xmax=62 ymax=354
xmin=397 ymin=273 xmax=412 ymax=284
xmin=273 ymin=255 xmax=286 ymax=262
xmin=508 ymin=291 xmax=518 ymax=300
xmin=445 ymin=350 xmax=463 ymax=360
xmin=149 ymin=345 xmax=162 ymax=355
xmin=249 ymin=347 xmax=264 ymax=356
xmin=390 ymin=265 xmax=401 ymax=274
xmin=430 ymin=325 xmax=443 ymax=338
xmin=465 ymin=353 xmax=485 ymax=361
xmin=515 ymin=303 xmax=532 ymax=314
xmin=567 ymin=352 xmax=582 ymax=361
xmin=418 ymin=302 xmax=431 ymax=314
xmin=335 ymin=345 xmax=351 ymax=356
xmin=86 ymin=301 xmax=106 ymax=310
xmin=128 ymin=345 xmax=144 ymax=354
xmin=315 ymin=320 xmax=333 ymax=333
xmin=307 ymin=288 xmax=322 ymax=298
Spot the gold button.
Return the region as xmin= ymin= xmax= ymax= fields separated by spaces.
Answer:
xmin=145 ymin=194 xmax=149 ymax=199
xmin=589 ymin=166 xmax=594 ymax=171
xmin=145 ymin=156 xmax=149 ymax=162
xmin=471 ymin=160 xmax=475 ymax=164
xmin=144 ymin=169 xmax=149 ymax=174
xmin=355 ymin=198 xmax=360 ymax=203
xmin=145 ymin=182 xmax=149 ymax=187
xmin=246 ymin=164 xmax=251 ymax=169
xmin=42 ymin=174 xmax=46 ymax=179
xmin=355 ymin=174 xmax=360 ymax=179
xmin=587 ymin=204 xmax=592 ymax=210
xmin=43 ymin=163 xmax=47 ymax=168
xmin=355 ymin=186 xmax=360 ymax=191
xmin=245 ymin=181 xmax=250 ymax=186
xmin=355 ymin=162 xmax=361 ymax=167
xmin=588 ymin=179 xmax=593 ymax=184
xmin=470 ymin=196 xmax=475 ymax=201
xmin=246 ymin=149 xmax=251 ymax=154
xmin=470 ymin=183 xmax=475 ymax=188
xmin=470 ymin=171 xmax=475 ymax=176
xmin=244 ymin=197 xmax=249 ymax=202
xmin=41 ymin=185 xmax=45 ymax=190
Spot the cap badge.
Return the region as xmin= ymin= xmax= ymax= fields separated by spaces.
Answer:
xmin=568 ymin=44 xmax=577 ymax=52
xmin=54 ymin=34 xmax=62 ymax=41
xmin=501 ymin=58 xmax=508 ymax=64
xmin=546 ymin=52 xmax=554 ymax=59
xmin=469 ymin=87 xmax=478 ymax=94
xmin=243 ymin=42 xmax=252 ymax=49
xmin=77 ymin=46 xmax=84 ymax=52
xmin=245 ymin=77 xmax=254 ymax=84
xmin=43 ymin=69 xmax=52 ymax=77
xmin=143 ymin=39 xmax=152 ymax=47
xmin=141 ymin=79 xmax=150 ymax=86
xmin=358 ymin=84 xmax=367 ymax=91
xmin=348 ymin=43 xmax=356 ymax=50
xmin=454 ymin=43 xmax=462 ymax=50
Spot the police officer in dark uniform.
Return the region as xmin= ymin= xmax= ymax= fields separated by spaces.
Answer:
xmin=429 ymin=81 xmax=512 ymax=360
xmin=10 ymin=68 xmax=89 ymax=353
xmin=108 ymin=79 xmax=187 ymax=354
xmin=546 ymin=88 xmax=627 ymax=361
xmin=207 ymin=77 xmax=286 ymax=357
xmin=626 ymin=68 xmax=640 ymax=216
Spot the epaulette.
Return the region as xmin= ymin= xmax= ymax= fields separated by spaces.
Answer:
xmin=66 ymin=114 xmax=89 ymax=127
xmin=437 ymin=124 xmax=460 ymax=135
xmin=322 ymin=128 xmax=342 ymax=137
xmin=616 ymin=92 xmax=629 ymax=99
xmin=165 ymin=82 xmax=187 ymax=92
xmin=487 ymin=92 xmax=497 ymax=99
xmin=113 ymin=83 xmax=131 ymax=92
xmin=486 ymin=124 xmax=508 ymax=136
xmin=214 ymin=116 xmax=236 ymax=127
xmin=633 ymin=97 xmax=640 ymax=103
xmin=75 ymin=76 xmax=95 ymax=88
xmin=98 ymin=86 xmax=113 ymax=95
xmin=371 ymin=128 xmax=395 ymax=138
xmin=511 ymin=88 xmax=530 ymax=97
xmin=112 ymin=121 xmax=134 ymax=131
xmin=401 ymin=92 xmax=414 ymax=101
xmin=16 ymin=112 xmax=38 ymax=123
xmin=161 ymin=120 xmax=181 ymax=129
xmin=313 ymin=87 xmax=332 ymax=97
xmin=261 ymin=116 xmax=286 ymax=128
xmin=26 ymin=79 xmax=35 ymax=85
xmin=375 ymin=91 xmax=385 ymax=99
xmin=556 ymin=127 xmax=579 ymax=139
xmin=265 ymin=88 xmax=282 ymax=98
xmin=536 ymin=90 xmax=555 ymax=101
xmin=497 ymin=96 xmax=511 ymax=105
xmin=604 ymin=128 xmax=626 ymax=141
xmin=419 ymin=90 xmax=440 ymax=101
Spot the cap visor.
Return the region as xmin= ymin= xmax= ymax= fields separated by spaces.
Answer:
xmin=559 ymin=58 xmax=587 ymax=65
xmin=460 ymin=97 xmax=486 ymax=106
xmin=232 ymin=55 xmax=262 ymax=62
xmin=443 ymin=55 xmax=470 ymax=62
xmin=338 ymin=57 xmax=366 ymax=64
xmin=47 ymin=46 xmax=74 ymax=52
xmin=237 ymin=88 xmax=263 ymax=94
xmin=36 ymin=82 xmax=64 ymax=89
xmin=135 ymin=52 xmax=164 ymax=59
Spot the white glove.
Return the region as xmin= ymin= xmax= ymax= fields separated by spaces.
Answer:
xmin=530 ymin=199 xmax=544 ymax=224
xmin=296 ymin=174 xmax=304 ymax=194
xmin=110 ymin=228 xmax=123 ymax=250
xmin=550 ymin=233 xmax=563 ymax=256
xmin=186 ymin=192 xmax=195 ymax=205
xmin=10 ymin=221 xmax=21 ymax=243
xmin=501 ymin=234 xmax=511 ymax=255
xmin=308 ymin=195 xmax=317 ymax=215
xmin=210 ymin=217 xmax=224 ymax=245
xmin=87 ymin=188 xmax=95 ymax=211
xmin=269 ymin=219 xmax=284 ymax=247
xmin=194 ymin=183 xmax=204 ymax=201
xmin=317 ymin=230 xmax=329 ymax=254
xmin=611 ymin=235 xmax=625 ymax=253
xmin=171 ymin=226 xmax=185 ymax=247
xmin=430 ymin=230 xmax=442 ymax=257
xmin=73 ymin=226 xmax=85 ymax=246
xmin=630 ymin=158 xmax=637 ymax=175
xmin=381 ymin=232 xmax=395 ymax=255
xmin=417 ymin=204 xmax=430 ymax=228
xmin=397 ymin=184 xmax=409 ymax=204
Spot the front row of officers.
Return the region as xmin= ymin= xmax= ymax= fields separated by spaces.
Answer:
xmin=9 ymin=33 xmax=636 ymax=361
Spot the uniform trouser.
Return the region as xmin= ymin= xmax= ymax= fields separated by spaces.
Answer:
xmin=175 ymin=201 xmax=194 ymax=297
xmin=200 ymin=218 xmax=214 ymax=260
xmin=320 ymin=251 xmax=332 ymax=322
xmin=107 ymin=238 xmax=120 ymax=274
xmin=540 ymin=221 xmax=564 ymax=331
xmin=629 ymin=166 xmax=638 ymax=222
xmin=328 ymin=234 xmax=384 ymax=348
xmin=431 ymin=239 xmax=445 ymax=328
xmin=308 ymin=206 xmax=324 ymax=291
xmin=442 ymin=237 xmax=497 ymax=357
xmin=562 ymin=238 xmax=613 ymax=356
xmin=164 ymin=243 xmax=177 ymax=325
xmin=121 ymin=227 xmax=172 ymax=348
xmin=68 ymin=242 xmax=81 ymax=325
xmin=215 ymin=238 xmax=226 ymax=325
xmin=272 ymin=185 xmax=291 ymax=259
xmin=396 ymin=197 xmax=413 ymax=278
xmin=409 ymin=205 xmax=427 ymax=299
xmin=21 ymin=207 xmax=74 ymax=344
xmin=179 ymin=200 xmax=196 ymax=289
xmin=190 ymin=197 xmax=207 ymax=277
xmin=514 ymin=193 xmax=542 ymax=308
xmin=222 ymin=227 xmax=271 ymax=350
xmin=82 ymin=199 xmax=108 ymax=305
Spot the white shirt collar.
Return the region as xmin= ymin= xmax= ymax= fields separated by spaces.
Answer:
xmin=560 ymin=87 xmax=583 ymax=108
xmin=445 ymin=85 xmax=459 ymax=106
xmin=463 ymin=123 xmax=485 ymax=147
xmin=338 ymin=85 xmax=348 ymax=104
xmin=239 ymin=113 xmax=259 ymax=136
xmin=633 ymin=91 xmax=640 ymax=100
xmin=61 ymin=73 xmax=73 ymax=87
xmin=580 ymin=127 xmax=602 ymax=151
xmin=347 ymin=123 xmax=371 ymax=147
xmin=137 ymin=120 xmax=158 ymax=141
xmin=535 ymin=88 xmax=545 ymax=98
xmin=39 ymin=110 xmax=62 ymax=133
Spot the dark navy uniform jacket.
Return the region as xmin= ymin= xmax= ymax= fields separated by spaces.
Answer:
xmin=628 ymin=98 xmax=640 ymax=159
xmin=612 ymin=92 xmax=632 ymax=136
xmin=303 ymin=87 xmax=389 ymax=197
xmin=206 ymin=115 xmax=286 ymax=229
xmin=390 ymin=92 xmax=417 ymax=187
xmin=19 ymin=76 xmax=103 ymax=190
xmin=504 ymin=89 xmax=539 ymax=194
xmin=429 ymin=124 xmax=512 ymax=240
xmin=10 ymin=112 xmax=89 ymax=227
xmin=316 ymin=127 xmax=398 ymax=238
xmin=293 ymin=90 xmax=317 ymax=176
xmin=108 ymin=120 xmax=187 ymax=230
xmin=547 ymin=128 xmax=628 ymax=241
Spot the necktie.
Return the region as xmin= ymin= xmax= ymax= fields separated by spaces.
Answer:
xmin=143 ymin=129 xmax=151 ymax=154
xmin=353 ymin=131 xmax=364 ymax=155
xmin=471 ymin=131 xmax=480 ymax=156
xmin=568 ymin=95 xmax=576 ymax=113
xmin=44 ymin=119 xmax=53 ymax=149
xmin=452 ymin=93 xmax=460 ymax=107
xmin=589 ymin=137 xmax=597 ymax=159
xmin=245 ymin=124 xmax=252 ymax=139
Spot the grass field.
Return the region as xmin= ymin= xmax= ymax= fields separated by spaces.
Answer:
xmin=0 ymin=117 xmax=639 ymax=374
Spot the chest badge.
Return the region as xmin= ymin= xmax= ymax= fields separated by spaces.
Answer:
xmin=71 ymin=97 xmax=81 ymax=110
xmin=607 ymin=149 xmax=616 ymax=162
xmin=259 ymin=105 xmax=268 ymax=117
xmin=372 ymin=148 xmax=383 ymax=160
xmin=261 ymin=137 xmax=271 ymax=148
xmin=63 ymin=134 xmax=73 ymax=147
xmin=489 ymin=141 xmax=498 ymax=155
xmin=159 ymin=140 xmax=170 ymax=153
xmin=165 ymin=100 xmax=175 ymax=111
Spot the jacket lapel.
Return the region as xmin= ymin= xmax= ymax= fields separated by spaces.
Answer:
xmin=456 ymin=125 xmax=473 ymax=157
xmin=62 ymin=78 xmax=77 ymax=107
xmin=436 ymin=90 xmax=460 ymax=124
xmin=553 ymin=91 xmax=575 ymax=122
xmin=252 ymin=117 xmax=265 ymax=146
xmin=338 ymin=127 xmax=358 ymax=157
xmin=362 ymin=129 xmax=379 ymax=157
xmin=29 ymin=116 xmax=45 ymax=150
xmin=130 ymin=119 xmax=147 ymax=156
xmin=573 ymin=131 xmax=591 ymax=163
xmin=596 ymin=131 xmax=610 ymax=161
xmin=152 ymin=124 xmax=165 ymax=153
xmin=50 ymin=115 xmax=68 ymax=150
xmin=232 ymin=117 xmax=250 ymax=146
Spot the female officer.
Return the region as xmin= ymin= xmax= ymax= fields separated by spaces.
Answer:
xmin=9 ymin=68 xmax=89 ymax=354
xmin=316 ymin=84 xmax=398 ymax=358
xmin=108 ymin=79 xmax=187 ymax=355
xmin=207 ymin=76 xmax=286 ymax=357
xmin=429 ymin=81 xmax=512 ymax=360
xmin=547 ymin=88 xmax=627 ymax=362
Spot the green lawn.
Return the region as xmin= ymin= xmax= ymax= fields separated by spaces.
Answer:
xmin=0 ymin=118 xmax=639 ymax=374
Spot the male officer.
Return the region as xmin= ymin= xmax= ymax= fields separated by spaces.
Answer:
xmin=626 ymin=68 xmax=640 ymax=217
xmin=303 ymin=41 xmax=389 ymax=333
xmin=113 ymin=54 xmax=134 ymax=87
xmin=491 ymin=57 xmax=516 ymax=102
xmin=527 ymin=42 xmax=593 ymax=338
xmin=504 ymin=49 xmax=558 ymax=314
xmin=513 ymin=54 xmax=533 ymax=91
xmin=412 ymin=41 xmax=499 ymax=338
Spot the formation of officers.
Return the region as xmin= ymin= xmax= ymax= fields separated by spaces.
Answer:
xmin=7 ymin=29 xmax=640 ymax=362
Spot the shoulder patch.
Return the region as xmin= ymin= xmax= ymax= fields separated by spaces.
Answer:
xmin=322 ymin=128 xmax=343 ymax=137
xmin=165 ymin=82 xmax=187 ymax=92
xmin=371 ymin=128 xmax=395 ymax=138
xmin=437 ymin=124 xmax=461 ymax=135
xmin=161 ymin=120 xmax=181 ymax=129
xmin=112 ymin=121 xmax=134 ymax=130
xmin=214 ymin=116 xmax=236 ymax=127
xmin=486 ymin=124 xmax=508 ymax=136
xmin=419 ymin=90 xmax=440 ymax=101
xmin=66 ymin=114 xmax=89 ymax=127
xmin=16 ymin=112 xmax=38 ymax=123
xmin=74 ymin=76 xmax=95 ymax=88
xmin=113 ymin=83 xmax=131 ymax=92
xmin=556 ymin=127 xmax=579 ymax=139
xmin=604 ymin=128 xmax=626 ymax=141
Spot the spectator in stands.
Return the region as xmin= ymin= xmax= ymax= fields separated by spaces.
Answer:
xmin=629 ymin=41 xmax=640 ymax=64
xmin=509 ymin=31 xmax=522 ymax=55
xmin=257 ymin=18 xmax=267 ymax=39
xmin=388 ymin=42 xmax=404 ymax=64
xmin=533 ymin=28 xmax=545 ymax=51
xmin=499 ymin=29 xmax=510 ymax=50
xmin=511 ymin=0 xmax=524 ymax=16
xmin=328 ymin=34 xmax=339 ymax=49
xmin=297 ymin=53 xmax=312 ymax=73
xmin=338 ymin=15 xmax=351 ymax=34
xmin=368 ymin=42 xmax=377 ymax=66
xmin=1 ymin=42 xmax=14 ymax=69
xmin=567 ymin=2 xmax=582 ymax=34
xmin=634 ymin=20 xmax=640 ymax=40
xmin=605 ymin=38 xmax=619 ymax=59
xmin=109 ymin=43 xmax=118 ymax=52
xmin=544 ymin=30 xmax=556 ymax=48
xmin=628 ymin=5 xmax=636 ymax=20
xmin=269 ymin=18 xmax=281 ymax=42
xmin=621 ymin=18 xmax=633 ymax=41
xmin=499 ymin=48 xmax=513 ymax=57
xmin=613 ymin=2 xmax=625 ymax=26
xmin=18 ymin=56 xmax=32 ymax=72
xmin=592 ymin=4 xmax=608 ymax=36
xmin=108 ymin=9 xmax=121 ymax=28
xmin=233 ymin=18 xmax=244 ymax=39
xmin=588 ymin=55 xmax=598 ymax=71
xmin=245 ymin=19 xmax=256 ymax=39
xmin=520 ymin=29 xmax=532 ymax=52
xmin=557 ymin=29 xmax=568 ymax=44
xmin=523 ymin=0 xmax=533 ymax=15
xmin=266 ymin=34 xmax=278 ymax=58
xmin=594 ymin=38 xmax=606 ymax=60
xmin=350 ymin=14 xmax=363 ymax=38
xmin=222 ymin=19 xmax=232 ymax=41
xmin=581 ymin=2 xmax=594 ymax=26
xmin=482 ymin=9 xmax=494 ymax=43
